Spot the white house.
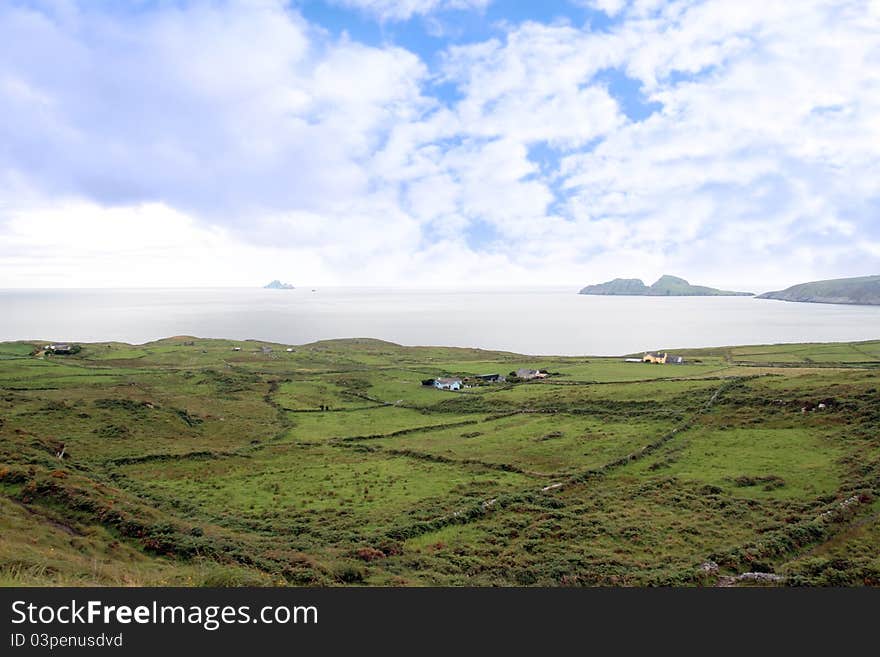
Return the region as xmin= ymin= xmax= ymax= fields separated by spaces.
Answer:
xmin=516 ymin=368 xmax=547 ymax=380
xmin=434 ymin=377 xmax=462 ymax=391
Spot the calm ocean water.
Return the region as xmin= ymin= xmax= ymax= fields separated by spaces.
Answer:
xmin=1 ymin=287 xmax=878 ymax=356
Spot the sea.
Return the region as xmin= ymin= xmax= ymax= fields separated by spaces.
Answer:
xmin=1 ymin=287 xmax=878 ymax=356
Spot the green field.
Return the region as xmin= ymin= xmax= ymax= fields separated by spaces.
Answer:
xmin=1 ymin=336 xmax=878 ymax=586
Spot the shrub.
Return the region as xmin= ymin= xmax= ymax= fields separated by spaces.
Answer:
xmin=354 ymin=547 xmax=386 ymax=562
xmin=199 ymin=566 xmax=268 ymax=587
xmin=334 ymin=564 xmax=366 ymax=583
xmin=95 ymin=424 xmax=130 ymax=440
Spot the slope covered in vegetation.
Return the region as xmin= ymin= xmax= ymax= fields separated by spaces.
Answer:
xmin=757 ymin=275 xmax=880 ymax=306
xmin=1 ymin=337 xmax=878 ymax=586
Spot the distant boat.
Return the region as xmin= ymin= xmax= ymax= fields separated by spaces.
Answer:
xmin=264 ymin=280 xmax=295 ymax=290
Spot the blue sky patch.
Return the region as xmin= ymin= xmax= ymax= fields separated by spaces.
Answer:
xmin=465 ymin=218 xmax=502 ymax=250
xmin=296 ymin=0 xmax=619 ymax=66
xmin=593 ymin=68 xmax=662 ymax=122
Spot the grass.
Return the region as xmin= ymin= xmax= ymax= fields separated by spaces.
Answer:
xmin=115 ymin=444 xmax=530 ymax=540
xmin=729 ymin=341 xmax=880 ymax=364
xmin=552 ymin=359 xmax=729 ymax=382
xmin=1 ymin=337 xmax=878 ymax=586
xmin=621 ymin=427 xmax=844 ymax=500
xmin=368 ymin=413 xmax=675 ymax=475
xmin=285 ymin=407 xmax=487 ymax=443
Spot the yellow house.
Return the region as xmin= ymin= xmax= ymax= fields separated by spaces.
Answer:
xmin=643 ymin=352 xmax=686 ymax=365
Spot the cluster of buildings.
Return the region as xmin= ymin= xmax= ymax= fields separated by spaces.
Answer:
xmin=230 ymin=345 xmax=296 ymax=354
xmin=44 ymin=343 xmax=78 ymax=355
xmin=425 ymin=368 xmax=549 ymax=391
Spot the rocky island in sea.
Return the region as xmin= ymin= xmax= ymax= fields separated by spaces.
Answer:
xmin=579 ymin=274 xmax=752 ymax=297
xmin=264 ymin=280 xmax=295 ymax=290
xmin=757 ymin=275 xmax=880 ymax=306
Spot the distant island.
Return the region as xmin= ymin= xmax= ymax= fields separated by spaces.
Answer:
xmin=579 ymin=275 xmax=752 ymax=297
xmin=264 ymin=280 xmax=295 ymax=290
xmin=757 ymin=275 xmax=880 ymax=306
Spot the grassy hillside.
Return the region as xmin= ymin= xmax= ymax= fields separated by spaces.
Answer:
xmin=757 ymin=275 xmax=880 ymax=306
xmin=580 ymin=275 xmax=752 ymax=296
xmin=1 ymin=336 xmax=879 ymax=586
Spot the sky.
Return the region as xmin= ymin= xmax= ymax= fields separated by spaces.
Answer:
xmin=0 ymin=0 xmax=878 ymax=289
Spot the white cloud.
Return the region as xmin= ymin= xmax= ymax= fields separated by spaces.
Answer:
xmin=573 ymin=0 xmax=630 ymax=18
xmin=0 ymin=0 xmax=431 ymax=223
xmin=330 ymin=0 xmax=491 ymax=22
xmin=1 ymin=0 xmax=879 ymax=290
xmin=1 ymin=202 xmax=271 ymax=288
xmin=0 ymin=197 xmax=426 ymax=288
